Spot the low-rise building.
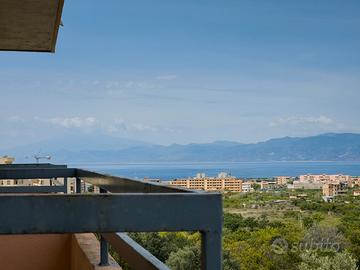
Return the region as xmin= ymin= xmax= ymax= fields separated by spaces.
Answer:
xmin=353 ymin=190 xmax=360 ymax=197
xmin=260 ymin=181 xmax=277 ymax=190
xmin=242 ymin=181 xmax=254 ymax=193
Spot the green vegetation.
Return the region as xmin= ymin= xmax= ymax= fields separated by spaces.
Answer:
xmin=114 ymin=189 xmax=360 ymax=270
xmin=299 ymin=250 xmax=357 ymax=270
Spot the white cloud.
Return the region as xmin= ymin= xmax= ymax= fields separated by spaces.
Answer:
xmin=131 ymin=123 xmax=157 ymax=132
xmin=269 ymin=116 xmax=334 ymax=127
xmin=48 ymin=117 xmax=97 ymax=128
xmin=107 ymin=119 xmax=127 ymax=133
xmin=156 ymin=74 xmax=177 ymax=80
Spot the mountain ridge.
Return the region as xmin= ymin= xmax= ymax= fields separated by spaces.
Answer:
xmin=3 ymin=133 xmax=360 ymax=163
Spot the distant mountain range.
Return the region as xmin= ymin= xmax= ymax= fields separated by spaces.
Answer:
xmin=3 ymin=133 xmax=360 ymax=163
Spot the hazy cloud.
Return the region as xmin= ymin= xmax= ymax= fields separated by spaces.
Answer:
xmin=269 ymin=116 xmax=334 ymax=127
xmin=48 ymin=117 xmax=97 ymax=128
xmin=107 ymin=119 xmax=157 ymax=133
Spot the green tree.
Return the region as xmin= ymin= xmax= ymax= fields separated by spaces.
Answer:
xmin=128 ymin=232 xmax=191 ymax=262
xmin=223 ymin=249 xmax=240 ymax=270
xmin=166 ymin=245 xmax=200 ymax=270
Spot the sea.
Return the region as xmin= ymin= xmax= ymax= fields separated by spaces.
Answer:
xmin=70 ymin=161 xmax=360 ymax=180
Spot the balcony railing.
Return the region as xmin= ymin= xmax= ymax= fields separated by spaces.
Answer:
xmin=0 ymin=163 xmax=222 ymax=270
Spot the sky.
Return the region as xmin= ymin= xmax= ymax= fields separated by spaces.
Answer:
xmin=1 ymin=0 xmax=360 ymax=149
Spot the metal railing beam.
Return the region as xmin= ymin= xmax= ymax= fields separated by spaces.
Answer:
xmin=0 ymin=185 xmax=66 ymax=193
xmin=0 ymin=193 xmax=222 ymax=234
xmin=102 ymin=233 xmax=170 ymax=270
xmin=0 ymin=168 xmax=76 ymax=180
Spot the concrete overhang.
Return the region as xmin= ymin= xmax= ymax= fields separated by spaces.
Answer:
xmin=0 ymin=0 xmax=64 ymax=52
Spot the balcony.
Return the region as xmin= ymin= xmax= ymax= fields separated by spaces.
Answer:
xmin=0 ymin=163 xmax=222 ymax=270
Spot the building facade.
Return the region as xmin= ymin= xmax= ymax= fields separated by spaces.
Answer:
xmin=276 ymin=176 xmax=291 ymax=186
xmin=241 ymin=181 xmax=254 ymax=193
xmin=322 ymin=183 xmax=339 ymax=197
xmin=299 ymin=174 xmax=351 ymax=184
xmin=260 ymin=181 xmax=277 ymax=190
xmin=169 ymin=176 xmax=243 ymax=192
xmin=348 ymin=177 xmax=360 ymax=188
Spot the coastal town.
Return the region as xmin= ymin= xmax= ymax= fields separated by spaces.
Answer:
xmin=166 ymin=172 xmax=360 ymax=202
xmin=2 ymin=156 xmax=359 ymax=201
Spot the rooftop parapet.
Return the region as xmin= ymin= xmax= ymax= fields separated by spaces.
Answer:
xmin=0 ymin=163 xmax=222 ymax=270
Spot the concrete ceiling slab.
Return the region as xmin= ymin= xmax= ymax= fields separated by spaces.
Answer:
xmin=0 ymin=0 xmax=64 ymax=52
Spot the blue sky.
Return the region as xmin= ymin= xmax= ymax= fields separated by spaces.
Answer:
xmin=1 ymin=0 xmax=360 ymax=148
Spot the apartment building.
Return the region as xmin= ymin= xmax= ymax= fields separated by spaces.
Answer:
xmin=299 ymin=174 xmax=351 ymax=184
xmin=294 ymin=174 xmax=352 ymax=192
xmin=322 ymin=183 xmax=339 ymax=197
xmin=276 ymin=176 xmax=291 ymax=186
xmin=169 ymin=174 xmax=243 ymax=192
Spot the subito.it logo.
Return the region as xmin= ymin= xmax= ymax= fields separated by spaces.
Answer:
xmin=271 ymin=238 xmax=289 ymax=255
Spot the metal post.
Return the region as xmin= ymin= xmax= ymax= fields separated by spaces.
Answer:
xmin=100 ymin=235 xmax=110 ymax=266
xmin=99 ymin=187 xmax=109 ymax=266
xmin=63 ymin=177 xmax=68 ymax=194
xmin=201 ymin=230 xmax=222 ymax=270
xmin=75 ymin=177 xmax=81 ymax=194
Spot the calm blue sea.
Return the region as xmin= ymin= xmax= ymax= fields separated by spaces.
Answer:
xmin=70 ymin=161 xmax=360 ymax=180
